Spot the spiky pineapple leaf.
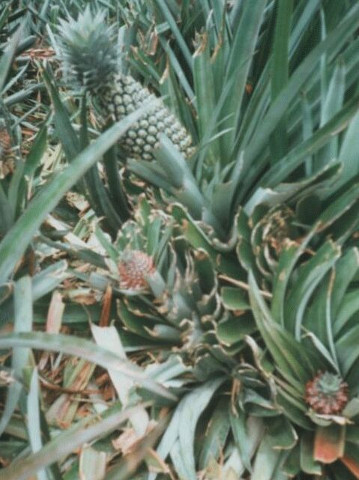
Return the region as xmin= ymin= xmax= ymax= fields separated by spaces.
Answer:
xmin=248 ymin=270 xmax=316 ymax=386
xmin=149 ymin=378 xmax=224 ymax=480
xmin=251 ymin=435 xmax=288 ymax=480
xmin=337 ymin=110 xmax=359 ymax=190
xmin=283 ymin=240 xmax=341 ymax=339
xmin=198 ymin=398 xmax=230 ymax=470
xmin=0 ymin=276 xmax=32 ymax=436
xmin=336 ymin=325 xmax=359 ymax=378
xmin=300 ymin=432 xmax=322 ymax=475
xmin=271 ymin=233 xmax=315 ymax=327
xmin=242 ymin=3 xmax=359 ymax=174
xmin=270 ymin=0 xmax=292 ymax=163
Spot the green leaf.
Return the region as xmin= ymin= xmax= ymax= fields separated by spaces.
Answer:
xmin=296 ymin=194 xmax=321 ymax=225
xmin=229 ymin=408 xmax=255 ymax=473
xmin=248 ymin=270 xmax=314 ymax=386
xmin=23 ymin=121 xmax=48 ymax=178
xmin=337 ymin=109 xmax=359 ymax=189
xmin=42 ymin=68 xmax=80 ymax=160
xmin=193 ymin=36 xmax=220 ymax=166
xmin=198 ymin=398 xmax=230 ymax=470
xmin=283 ymin=443 xmax=301 ymax=477
xmin=26 ymin=369 xmax=47 ymax=480
xmin=276 ymin=388 xmax=312 ymax=430
xmin=251 ymin=435 xmax=288 ymax=480
xmin=332 ymin=247 xmax=359 ymax=316
xmin=221 ymin=287 xmax=250 ymax=311
xmin=148 ymin=405 xmax=181 ymax=480
xmin=0 ymin=261 xmax=69 ymax=329
xmin=315 ymin=59 xmax=345 ymax=169
xmin=270 ymin=0 xmax=293 ymax=163
xmin=245 ymin=160 xmax=341 ymax=214
xmin=243 ymin=3 xmax=359 ymax=174
xmin=283 ymin=241 xmax=341 ymax=339
xmin=216 ymin=314 xmax=255 ymax=347
xmin=154 ymin=0 xmax=193 ymax=70
xmin=117 ymin=300 xmax=160 ymax=341
xmin=334 ymin=290 xmax=359 ymax=336
xmin=271 ymin=234 xmax=315 ymax=326
xmin=336 ymin=324 xmax=359 ymax=376
xmin=322 ymin=60 xmax=346 ymax=125
xmin=264 ymin=415 xmax=297 ymax=450
xmin=300 ymin=431 xmax=322 ymax=475
xmin=316 ymin=182 xmax=359 ymax=231
xmin=250 ymin=93 xmax=359 ymax=195
xmin=0 ymin=276 xmax=32 ymax=436
xmin=176 ymin=378 xmax=225 ymax=480
xmin=225 ymin=0 xmax=267 ymax=152
xmin=0 ymin=182 xmax=13 ymax=236
xmin=84 ymin=164 xmax=123 ymax=232
xmin=103 ymin=143 xmax=131 ymax=223
xmin=301 ymin=92 xmax=314 ymax=175
xmin=0 ymin=26 xmax=21 ymax=92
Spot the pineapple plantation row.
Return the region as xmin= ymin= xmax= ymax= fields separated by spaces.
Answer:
xmin=1 ymin=1 xmax=359 ymax=479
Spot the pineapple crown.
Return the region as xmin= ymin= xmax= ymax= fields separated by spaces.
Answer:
xmin=315 ymin=372 xmax=345 ymax=395
xmin=57 ymin=7 xmax=119 ymax=92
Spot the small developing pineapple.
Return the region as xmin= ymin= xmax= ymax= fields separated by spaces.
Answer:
xmin=305 ymin=371 xmax=349 ymax=415
xmin=0 ymin=126 xmax=14 ymax=179
xmin=118 ymin=250 xmax=155 ymax=290
xmin=58 ymin=8 xmax=194 ymax=161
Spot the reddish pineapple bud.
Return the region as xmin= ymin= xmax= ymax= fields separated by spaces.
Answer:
xmin=0 ymin=127 xmax=13 ymax=178
xmin=118 ymin=250 xmax=155 ymax=290
xmin=305 ymin=371 xmax=349 ymax=415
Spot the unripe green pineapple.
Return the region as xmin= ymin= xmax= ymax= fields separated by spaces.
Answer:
xmin=58 ymin=8 xmax=194 ymax=161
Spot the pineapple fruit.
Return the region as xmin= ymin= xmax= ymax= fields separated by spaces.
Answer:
xmin=305 ymin=371 xmax=349 ymax=415
xmin=58 ymin=8 xmax=194 ymax=161
xmin=0 ymin=125 xmax=14 ymax=179
xmin=118 ymin=249 xmax=155 ymax=290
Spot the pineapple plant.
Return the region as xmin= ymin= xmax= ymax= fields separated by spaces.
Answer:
xmin=247 ymin=207 xmax=359 ymax=477
xmin=57 ymin=8 xmax=194 ymax=162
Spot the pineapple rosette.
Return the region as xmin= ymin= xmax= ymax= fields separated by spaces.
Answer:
xmin=247 ymin=241 xmax=359 ymax=477
xmin=241 ymin=186 xmax=359 ymax=476
xmin=110 ymin=197 xmax=230 ymax=363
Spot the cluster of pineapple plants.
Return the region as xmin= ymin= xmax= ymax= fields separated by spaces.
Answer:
xmin=1 ymin=1 xmax=359 ymax=479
